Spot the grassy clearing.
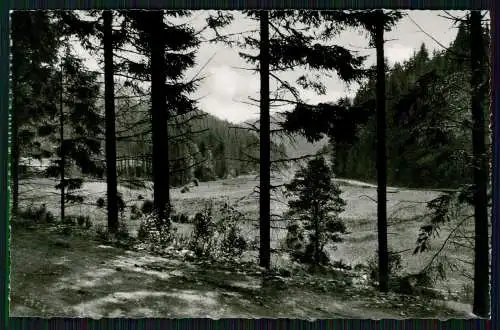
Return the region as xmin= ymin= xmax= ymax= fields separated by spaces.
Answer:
xmin=14 ymin=174 xmax=481 ymax=314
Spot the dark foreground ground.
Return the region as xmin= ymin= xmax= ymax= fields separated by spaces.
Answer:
xmin=10 ymin=223 xmax=474 ymax=319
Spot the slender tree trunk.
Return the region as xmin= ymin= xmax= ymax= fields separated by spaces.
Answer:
xmin=259 ymin=10 xmax=271 ymax=269
xmin=10 ymin=23 xmax=20 ymax=221
xmin=470 ymin=10 xmax=490 ymax=318
xmin=10 ymin=113 xmax=19 ymax=221
xmin=103 ymin=10 xmax=119 ymax=234
xmin=150 ymin=10 xmax=170 ymax=226
xmin=314 ymin=205 xmax=320 ymax=266
xmin=489 ymin=0 xmax=499 ymax=322
xmin=374 ymin=16 xmax=389 ymax=292
xmin=59 ymin=60 xmax=65 ymax=222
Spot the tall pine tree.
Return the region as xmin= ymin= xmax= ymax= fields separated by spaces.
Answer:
xmin=470 ymin=10 xmax=490 ymax=318
xmin=10 ymin=11 xmax=62 ymax=220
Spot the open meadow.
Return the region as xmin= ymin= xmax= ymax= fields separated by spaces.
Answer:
xmin=12 ymin=171 xmax=481 ymax=318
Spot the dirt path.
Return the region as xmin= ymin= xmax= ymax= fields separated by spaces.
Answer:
xmin=10 ymin=225 xmax=472 ymax=319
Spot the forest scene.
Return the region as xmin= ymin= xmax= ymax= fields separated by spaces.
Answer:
xmin=9 ymin=9 xmax=492 ymax=319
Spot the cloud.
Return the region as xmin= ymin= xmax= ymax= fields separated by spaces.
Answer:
xmin=199 ymin=94 xmax=259 ymax=124
xmin=196 ymin=65 xmax=260 ymax=123
xmin=206 ymin=65 xmax=259 ymax=99
xmin=70 ymin=10 xmax=464 ymax=124
xmin=385 ymin=44 xmax=415 ymax=66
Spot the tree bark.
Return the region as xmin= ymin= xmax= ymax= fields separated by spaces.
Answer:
xmin=10 ymin=14 xmax=20 ymax=221
xmin=150 ymin=10 xmax=171 ymax=225
xmin=59 ymin=60 xmax=65 ymax=223
xmin=259 ymin=10 xmax=271 ymax=269
xmin=470 ymin=10 xmax=490 ymax=318
xmin=103 ymin=10 xmax=119 ymax=233
xmin=489 ymin=0 xmax=499 ymax=322
xmin=374 ymin=15 xmax=389 ymax=293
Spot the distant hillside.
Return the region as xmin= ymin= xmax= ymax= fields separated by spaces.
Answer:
xmin=114 ymin=104 xmax=288 ymax=186
xmin=243 ymin=114 xmax=329 ymax=159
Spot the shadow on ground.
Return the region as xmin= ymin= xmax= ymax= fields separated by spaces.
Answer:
xmin=10 ymin=224 xmax=473 ymax=319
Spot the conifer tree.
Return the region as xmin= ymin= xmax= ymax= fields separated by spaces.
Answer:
xmin=285 ymin=155 xmax=346 ymax=267
xmin=234 ymin=10 xmax=369 ymax=268
xmin=10 ymin=11 xmax=62 ymax=220
xmin=469 ymin=10 xmax=490 ymax=318
xmin=280 ymin=10 xmax=402 ymax=289
xmin=103 ymin=10 xmax=119 ymax=233
xmin=120 ymin=10 xmax=203 ymax=227
xmin=259 ymin=10 xmax=271 ymax=269
xmin=43 ymin=49 xmax=104 ymax=220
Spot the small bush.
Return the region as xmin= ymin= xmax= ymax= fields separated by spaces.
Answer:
xmin=137 ymin=212 xmax=158 ymax=242
xmin=333 ymin=259 xmax=352 ymax=270
xmin=136 ymin=211 xmax=175 ymax=249
xmin=130 ymin=204 xmax=142 ymax=220
xmin=34 ymin=204 xmax=48 ymax=221
xmin=460 ymin=282 xmax=473 ymax=303
xmin=117 ymin=221 xmax=130 ymax=240
xmin=18 ymin=204 xmax=54 ymax=223
xmin=94 ymin=224 xmax=109 ymax=241
xmin=189 ymin=206 xmax=216 ymax=258
xmin=220 ymin=224 xmax=247 ymax=258
xmin=284 ymin=220 xmax=306 ymax=258
xmin=353 ymin=263 xmax=367 ymax=272
xmin=302 ymin=243 xmax=330 ymax=265
xmin=249 ymin=236 xmax=259 ymax=250
xmin=141 ymin=199 xmax=154 ymax=215
xmin=96 ymin=197 xmax=105 ymax=208
xmin=367 ymin=250 xmax=403 ymax=284
xmin=62 ymin=215 xmax=77 ymax=225
xmin=77 ymin=215 xmax=89 ymax=227
xmin=60 ymin=224 xmax=72 ymax=237
xmin=171 ymin=213 xmax=190 ymax=224
xmin=117 ymin=193 xmax=125 ymax=215
xmin=391 ymin=272 xmax=436 ymax=296
xmin=45 ymin=211 xmax=55 ymax=223
xmin=84 ymin=217 xmax=92 ymax=229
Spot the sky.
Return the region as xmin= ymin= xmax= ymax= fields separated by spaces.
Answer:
xmin=74 ymin=10 xmax=485 ymax=124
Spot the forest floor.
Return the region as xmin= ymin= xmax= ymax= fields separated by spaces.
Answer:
xmin=11 ymin=223 xmax=473 ymax=319
xmin=11 ymin=173 xmax=483 ymax=318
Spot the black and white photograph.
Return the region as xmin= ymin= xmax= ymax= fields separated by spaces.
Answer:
xmin=9 ymin=9 xmax=492 ymax=319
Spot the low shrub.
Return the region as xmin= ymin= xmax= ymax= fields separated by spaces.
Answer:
xmin=117 ymin=221 xmax=130 ymax=240
xmin=62 ymin=215 xmax=77 ymax=225
xmin=189 ymin=206 xmax=216 ymax=258
xmin=96 ymin=197 xmax=105 ymax=208
xmin=216 ymin=202 xmax=248 ymax=258
xmin=130 ymin=204 xmax=142 ymax=221
xmin=460 ymin=282 xmax=473 ymax=303
xmin=136 ymin=200 xmax=249 ymax=261
xmin=18 ymin=204 xmax=54 ymax=223
xmin=94 ymin=223 xmax=109 ymax=241
xmin=220 ymin=225 xmax=247 ymax=257
xmin=76 ymin=215 xmax=91 ymax=227
xmin=136 ymin=211 xmax=176 ymax=250
xmin=141 ymin=199 xmax=154 ymax=215
xmin=367 ymin=249 xmax=403 ymax=284
xmin=171 ymin=213 xmax=190 ymax=224
xmin=332 ymin=259 xmax=352 ymax=270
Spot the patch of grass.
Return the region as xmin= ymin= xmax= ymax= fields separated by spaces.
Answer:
xmin=17 ymin=204 xmax=55 ymax=223
xmin=16 ymin=176 xmax=479 ymax=303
